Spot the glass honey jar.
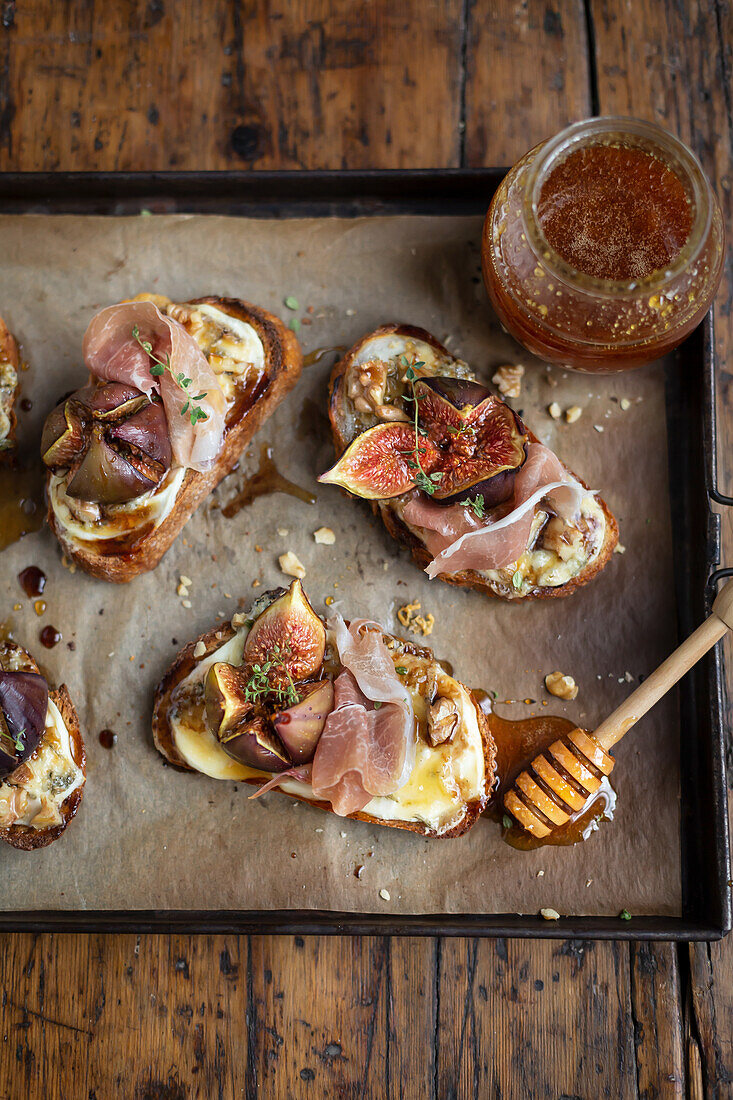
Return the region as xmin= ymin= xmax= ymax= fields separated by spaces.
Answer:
xmin=482 ymin=117 xmax=724 ymax=372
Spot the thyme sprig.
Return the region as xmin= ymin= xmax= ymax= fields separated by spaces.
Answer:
xmin=400 ymin=357 xmax=443 ymax=496
xmin=132 ymin=325 xmax=209 ymax=427
xmin=242 ymin=645 xmax=300 ymax=709
xmin=458 ymin=494 xmax=486 ymax=519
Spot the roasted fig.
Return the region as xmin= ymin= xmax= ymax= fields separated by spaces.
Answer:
xmin=42 ymin=381 xmax=171 ymax=505
xmin=218 ymin=714 xmax=291 ymax=772
xmin=204 ymin=662 xmax=253 ymax=739
xmin=272 ymin=678 xmax=334 ymax=764
xmin=319 ymin=422 xmax=441 ymax=499
xmin=244 ymin=580 xmax=326 ymax=681
xmin=0 ymin=670 xmax=48 ymax=780
xmin=412 ymin=377 xmax=527 ymax=503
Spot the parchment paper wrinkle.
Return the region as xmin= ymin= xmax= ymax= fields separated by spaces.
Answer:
xmin=0 ymin=214 xmax=680 ymax=916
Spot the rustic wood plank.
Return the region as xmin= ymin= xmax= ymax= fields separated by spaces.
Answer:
xmin=462 ymin=0 xmax=592 ymax=166
xmin=436 ymin=937 xmax=639 ymax=1099
xmin=629 ymin=942 xmax=685 ymax=1098
xmin=0 ymin=0 xmax=465 ymax=172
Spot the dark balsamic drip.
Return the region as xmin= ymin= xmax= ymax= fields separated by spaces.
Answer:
xmin=99 ymin=728 xmax=117 ymax=749
xmin=39 ymin=625 xmax=62 ymax=649
xmin=19 ymin=565 xmax=46 ymax=598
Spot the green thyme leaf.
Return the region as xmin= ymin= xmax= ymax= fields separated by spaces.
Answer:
xmin=12 ymin=730 xmax=25 ymax=754
xmin=619 ymin=909 xmax=632 ymax=921
xmin=502 ymin=814 xmax=513 ymax=830
xmin=284 ymin=295 xmax=299 ymax=311
xmin=512 ymin=570 xmax=523 ymax=590
xmin=373 ymin=701 xmax=382 ymax=709
xmin=149 ymin=363 xmax=165 ymax=377
xmin=458 ymin=495 xmax=486 ymax=519
xmin=395 ymin=666 xmax=408 ymax=675
xmin=289 ymin=318 xmax=301 ymax=333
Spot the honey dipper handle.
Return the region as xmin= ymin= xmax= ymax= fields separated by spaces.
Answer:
xmin=592 ymin=579 xmax=733 ymax=752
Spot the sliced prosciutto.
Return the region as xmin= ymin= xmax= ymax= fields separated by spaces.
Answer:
xmin=82 ymin=300 xmax=226 ymax=471
xmin=402 ymin=443 xmax=588 ymax=578
xmin=311 ymin=616 xmax=415 ymax=816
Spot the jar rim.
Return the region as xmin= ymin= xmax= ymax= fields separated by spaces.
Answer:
xmin=522 ymin=116 xmax=713 ymax=299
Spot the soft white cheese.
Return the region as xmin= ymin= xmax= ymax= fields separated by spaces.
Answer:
xmin=0 ymin=698 xmax=84 ymax=829
xmin=49 ymin=466 xmax=186 ymax=546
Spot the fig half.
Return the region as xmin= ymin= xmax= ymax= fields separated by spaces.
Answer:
xmin=272 ymin=678 xmax=334 ymax=764
xmin=0 ymin=670 xmax=49 ymax=780
xmin=219 ymin=715 xmax=291 ymax=772
xmin=319 ymin=422 xmax=442 ymax=499
xmin=41 ymin=381 xmax=172 ymax=505
xmin=413 ymin=377 xmax=527 ymax=502
xmin=204 ymin=663 xmax=291 ymax=772
xmin=244 ymin=580 xmax=326 ymax=682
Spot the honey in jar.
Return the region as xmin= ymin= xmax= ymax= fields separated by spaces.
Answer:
xmin=482 ymin=117 xmax=724 ymax=371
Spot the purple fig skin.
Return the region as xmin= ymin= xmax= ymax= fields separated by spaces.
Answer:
xmin=417 ymin=376 xmax=492 ymax=412
xmin=42 ymin=381 xmax=171 ymax=505
xmin=272 ymin=679 xmax=334 ymax=764
xmin=437 ymin=464 xmax=520 ymax=508
xmin=219 ymin=716 xmax=291 ymax=772
xmin=0 ymin=671 xmax=48 ymax=780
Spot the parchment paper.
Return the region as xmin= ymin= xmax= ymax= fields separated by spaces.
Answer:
xmin=0 ymin=214 xmax=680 ymax=917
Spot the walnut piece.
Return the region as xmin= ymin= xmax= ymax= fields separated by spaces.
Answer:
xmin=346 ymin=359 xmax=409 ymax=422
xmin=427 ymin=696 xmax=459 ymax=746
xmin=565 ymin=405 xmax=582 ymax=423
xmin=544 ymin=671 xmax=579 ymax=700
xmin=279 ymin=551 xmax=306 ymax=579
xmin=492 ymin=363 xmax=524 ymax=399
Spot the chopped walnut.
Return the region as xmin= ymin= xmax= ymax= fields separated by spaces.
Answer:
xmin=279 ymin=551 xmax=306 ymax=579
xmin=544 ymin=671 xmax=579 ymax=700
xmin=565 ymin=405 xmax=582 ymax=424
xmin=313 ymin=527 xmax=335 ymax=545
xmin=346 ymin=359 xmax=409 ymax=422
xmin=193 ymin=640 xmax=207 ymax=659
xmin=492 ymin=363 xmax=524 ymax=399
xmin=428 ymin=696 xmax=459 ymax=746
xmin=541 ymin=516 xmax=583 ymax=562
xmin=166 ymin=302 xmax=205 ymax=332
xmin=540 ymin=907 xmax=560 ymax=921
xmin=548 ymin=402 xmax=561 ymax=420
xmin=397 ymin=601 xmax=434 ymax=636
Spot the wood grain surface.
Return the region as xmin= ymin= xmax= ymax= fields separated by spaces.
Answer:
xmin=1 ymin=1 xmax=732 ymax=1097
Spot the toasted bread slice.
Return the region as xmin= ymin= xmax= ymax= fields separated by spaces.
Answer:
xmin=0 ymin=643 xmax=86 ymax=850
xmin=326 ymin=324 xmax=618 ymax=601
xmin=0 ymin=313 xmax=20 ymax=455
xmin=46 ymin=296 xmax=303 ymax=582
xmin=153 ymin=594 xmax=496 ymax=839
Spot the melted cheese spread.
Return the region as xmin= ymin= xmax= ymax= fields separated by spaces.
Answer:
xmin=167 ymin=628 xmax=485 ymax=834
xmin=0 ymin=699 xmax=84 ymax=830
xmin=49 ymin=466 xmax=186 ymax=546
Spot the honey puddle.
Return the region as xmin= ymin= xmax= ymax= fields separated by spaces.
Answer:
xmin=302 ymin=346 xmax=346 ymax=368
xmin=0 ymin=457 xmax=44 ymax=551
xmin=221 ymin=444 xmax=316 ymax=518
xmin=474 ymin=692 xmax=616 ymax=851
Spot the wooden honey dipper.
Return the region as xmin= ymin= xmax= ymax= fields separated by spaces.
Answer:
xmin=505 ymin=580 xmax=733 ymax=839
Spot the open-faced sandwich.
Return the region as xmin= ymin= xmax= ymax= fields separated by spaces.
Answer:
xmin=319 ymin=325 xmax=618 ymax=600
xmin=0 ymin=313 xmax=20 ymax=455
xmin=0 ymin=640 xmax=85 ymax=849
xmin=153 ymin=580 xmax=495 ymax=838
xmin=41 ymin=294 xmax=302 ymax=582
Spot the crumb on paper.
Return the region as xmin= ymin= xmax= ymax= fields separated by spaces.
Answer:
xmin=315 ymin=827 xmax=323 ymax=833
xmin=379 ymin=888 xmax=391 ymax=902
xmin=182 ymin=599 xmax=192 ymax=609
xmin=397 ymin=600 xmax=434 ymax=636
xmin=545 ymin=671 xmax=578 ymax=700
xmin=537 ymin=870 xmax=545 ymax=877
xmin=586 ymin=879 xmax=593 ymax=887
xmin=279 ymin=551 xmax=306 ymax=579
xmin=548 ymin=401 xmax=561 ymax=420
xmin=565 ymin=405 xmax=582 ymax=424
xmin=177 ymin=583 xmax=188 ymax=597
xmin=593 ymin=424 xmax=604 ymax=433
xmin=231 ymin=612 xmax=248 ymax=628
xmin=541 ymin=908 xmax=560 ymax=921
xmin=193 ymin=640 xmax=206 ymax=659
xmin=492 ymin=363 xmax=524 ymax=399
xmin=620 ymin=398 xmax=631 ymax=411
xmin=314 ymin=526 xmax=336 ymax=545
xmin=277 ymin=527 xmax=289 ymax=537
xmin=340 ymin=830 xmax=347 ymax=838
xmin=624 ymin=671 xmax=634 ymax=682
xmin=180 ymin=575 xmax=192 ymax=587
xmin=614 ymin=543 xmax=626 ymax=554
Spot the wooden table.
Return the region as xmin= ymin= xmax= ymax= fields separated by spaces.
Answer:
xmin=1 ymin=2 xmax=731 ymax=1095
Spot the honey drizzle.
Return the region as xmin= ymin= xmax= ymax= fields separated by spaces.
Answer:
xmin=302 ymin=346 xmax=346 ymax=368
xmin=0 ymin=457 xmax=44 ymax=552
xmin=221 ymin=444 xmax=316 ymax=518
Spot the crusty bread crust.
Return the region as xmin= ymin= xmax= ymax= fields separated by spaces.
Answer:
xmin=153 ymin=618 xmax=497 ymax=839
xmin=47 ymin=297 xmax=303 ymax=582
xmin=327 ymin=323 xmax=618 ymax=600
xmin=0 ymin=684 xmax=86 ymax=851
xmin=0 ymin=313 xmax=19 ymax=453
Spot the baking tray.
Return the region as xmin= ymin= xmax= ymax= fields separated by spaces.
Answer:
xmin=0 ymin=169 xmax=728 ymax=940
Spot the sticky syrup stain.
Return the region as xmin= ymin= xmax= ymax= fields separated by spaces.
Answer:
xmin=221 ymin=444 xmax=316 ymax=518
xmin=0 ymin=458 xmax=44 ymax=552
xmin=18 ymin=565 xmax=46 ymax=598
xmin=39 ymin=625 xmax=61 ymax=649
xmin=33 ymin=600 xmax=46 ymax=616
xmin=302 ymin=346 xmax=346 ymax=368
xmin=475 ymin=695 xmax=616 ymax=851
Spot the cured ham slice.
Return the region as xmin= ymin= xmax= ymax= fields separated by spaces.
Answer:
xmin=82 ymin=301 xmax=226 ymax=471
xmin=310 ymin=616 xmax=415 ymax=816
xmin=248 ymin=763 xmax=313 ymax=800
xmin=402 ymin=443 xmax=588 ymax=577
